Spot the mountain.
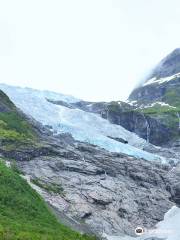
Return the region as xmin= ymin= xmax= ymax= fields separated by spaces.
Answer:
xmin=0 ymin=89 xmax=96 ymax=240
xmin=65 ymin=50 xmax=180 ymax=147
xmin=146 ymin=48 xmax=180 ymax=79
xmin=54 ymin=50 xmax=179 ymax=147
xmin=128 ymin=49 xmax=180 ymax=147
xmin=129 ymin=48 xmax=180 ymax=106
xmin=1 ymin=86 xmax=180 ymax=239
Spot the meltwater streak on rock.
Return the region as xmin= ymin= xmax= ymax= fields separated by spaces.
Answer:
xmin=0 ymin=83 xmax=164 ymax=162
xmin=176 ymin=112 xmax=180 ymax=129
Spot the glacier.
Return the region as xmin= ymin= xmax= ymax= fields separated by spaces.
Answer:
xmin=0 ymin=83 xmax=164 ymax=162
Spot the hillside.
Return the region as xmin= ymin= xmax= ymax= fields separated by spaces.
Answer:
xmin=0 ymin=90 xmax=95 ymax=240
xmin=0 ymin=160 xmax=95 ymax=240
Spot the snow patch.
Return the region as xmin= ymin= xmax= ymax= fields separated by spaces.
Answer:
xmin=125 ymin=100 xmax=138 ymax=106
xmin=143 ymin=72 xmax=180 ymax=86
xmin=138 ymin=101 xmax=177 ymax=110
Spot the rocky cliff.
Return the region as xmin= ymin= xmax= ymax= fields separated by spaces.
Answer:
xmin=128 ymin=49 xmax=180 ymax=146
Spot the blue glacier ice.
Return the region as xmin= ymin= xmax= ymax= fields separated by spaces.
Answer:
xmin=0 ymin=83 xmax=164 ymax=162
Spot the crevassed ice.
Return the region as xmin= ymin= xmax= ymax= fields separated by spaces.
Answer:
xmin=0 ymin=84 xmax=164 ymax=162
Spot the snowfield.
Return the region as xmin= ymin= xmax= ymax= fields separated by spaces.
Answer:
xmin=0 ymin=84 xmax=164 ymax=162
xmin=137 ymin=101 xmax=177 ymax=110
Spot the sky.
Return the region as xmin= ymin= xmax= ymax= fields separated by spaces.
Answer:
xmin=0 ymin=0 xmax=180 ymax=102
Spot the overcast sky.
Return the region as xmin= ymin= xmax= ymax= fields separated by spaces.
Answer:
xmin=0 ymin=0 xmax=180 ymax=101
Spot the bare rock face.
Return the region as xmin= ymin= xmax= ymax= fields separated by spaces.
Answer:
xmin=128 ymin=49 xmax=180 ymax=146
xmin=13 ymin=135 xmax=179 ymax=237
xmin=147 ymin=48 xmax=180 ymax=79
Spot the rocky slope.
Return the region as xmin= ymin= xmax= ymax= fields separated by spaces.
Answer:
xmin=15 ymin=134 xmax=180 ymax=237
xmin=0 ymin=90 xmax=96 ymax=240
xmin=0 ymin=88 xmax=180 ymax=239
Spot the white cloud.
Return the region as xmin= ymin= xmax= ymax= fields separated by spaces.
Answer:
xmin=0 ymin=0 xmax=180 ymax=101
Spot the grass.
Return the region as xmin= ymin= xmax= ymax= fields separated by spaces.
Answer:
xmin=136 ymin=103 xmax=180 ymax=138
xmin=0 ymin=89 xmax=36 ymax=144
xmin=0 ymin=160 xmax=96 ymax=240
xmin=0 ymin=112 xmax=36 ymax=143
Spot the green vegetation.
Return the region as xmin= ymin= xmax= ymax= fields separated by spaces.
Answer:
xmin=32 ymin=178 xmax=65 ymax=195
xmin=0 ymin=112 xmax=36 ymax=143
xmin=163 ymin=87 xmax=180 ymax=108
xmin=140 ymin=105 xmax=179 ymax=115
xmin=0 ymin=160 xmax=96 ymax=240
xmin=137 ymin=103 xmax=180 ymax=131
xmin=0 ymin=90 xmax=36 ymax=144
